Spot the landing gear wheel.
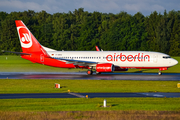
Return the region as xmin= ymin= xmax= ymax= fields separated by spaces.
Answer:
xmin=158 ymin=71 xmax=162 ymax=75
xmin=87 ymin=70 xmax=93 ymax=75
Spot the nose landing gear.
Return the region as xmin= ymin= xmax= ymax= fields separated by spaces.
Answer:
xmin=158 ymin=71 xmax=162 ymax=75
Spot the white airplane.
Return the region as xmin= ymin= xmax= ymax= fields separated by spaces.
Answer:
xmin=10 ymin=20 xmax=178 ymax=75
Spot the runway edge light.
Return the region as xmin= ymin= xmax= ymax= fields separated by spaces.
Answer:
xmin=177 ymin=83 xmax=180 ymax=88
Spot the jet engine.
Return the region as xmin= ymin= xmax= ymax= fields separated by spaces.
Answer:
xmin=96 ymin=63 xmax=114 ymax=72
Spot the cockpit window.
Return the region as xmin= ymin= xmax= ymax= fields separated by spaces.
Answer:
xmin=163 ymin=56 xmax=171 ymax=59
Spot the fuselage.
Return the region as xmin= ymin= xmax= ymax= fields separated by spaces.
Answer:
xmin=47 ymin=51 xmax=178 ymax=69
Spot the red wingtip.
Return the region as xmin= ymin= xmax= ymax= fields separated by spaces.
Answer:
xmin=96 ymin=46 xmax=100 ymax=51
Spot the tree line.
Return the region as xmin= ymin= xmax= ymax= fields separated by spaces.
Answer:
xmin=0 ymin=8 xmax=180 ymax=56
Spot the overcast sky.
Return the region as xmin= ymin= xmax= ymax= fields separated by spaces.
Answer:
xmin=0 ymin=0 xmax=180 ymax=16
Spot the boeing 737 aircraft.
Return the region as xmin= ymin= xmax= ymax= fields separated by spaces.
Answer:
xmin=7 ymin=20 xmax=178 ymax=75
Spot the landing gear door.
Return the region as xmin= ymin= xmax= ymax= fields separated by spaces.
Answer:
xmin=153 ymin=55 xmax=157 ymax=63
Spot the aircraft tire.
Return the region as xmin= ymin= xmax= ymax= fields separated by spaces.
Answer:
xmin=87 ymin=70 xmax=93 ymax=75
xmin=158 ymin=71 xmax=162 ymax=75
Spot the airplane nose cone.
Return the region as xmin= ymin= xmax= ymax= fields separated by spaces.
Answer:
xmin=173 ymin=59 xmax=178 ymax=66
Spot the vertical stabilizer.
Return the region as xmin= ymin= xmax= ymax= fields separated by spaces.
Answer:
xmin=15 ymin=20 xmax=48 ymax=56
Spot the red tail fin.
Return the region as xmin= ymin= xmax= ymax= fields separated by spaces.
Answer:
xmin=15 ymin=20 xmax=44 ymax=54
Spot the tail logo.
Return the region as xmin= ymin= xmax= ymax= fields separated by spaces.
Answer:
xmin=18 ymin=26 xmax=32 ymax=48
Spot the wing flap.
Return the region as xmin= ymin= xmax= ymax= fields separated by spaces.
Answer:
xmin=54 ymin=57 xmax=98 ymax=66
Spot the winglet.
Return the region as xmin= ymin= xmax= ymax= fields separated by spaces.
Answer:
xmin=96 ymin=46 xmax=100 ymax=51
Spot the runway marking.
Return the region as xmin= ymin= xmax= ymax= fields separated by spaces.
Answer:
xmin=153 ymin=94 xmax=164 ymax=97
xmin=68 ymin=92 xmax=86 ymax=98
xmin=140 ymin=93 xmax=164 ymax=97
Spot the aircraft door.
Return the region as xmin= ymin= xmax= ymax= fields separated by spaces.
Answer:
xmin=40 ymin=54 xmax=44 ymax=63
xmin=153 ymin=55 xmax=157 ymax=63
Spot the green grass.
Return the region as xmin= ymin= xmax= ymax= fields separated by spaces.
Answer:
xmin=0 ymin=55 xmax=180 ymax=73
xmin=0 ymin=98 xmax=180 ymax=111
xmin=0 ymin=79 xmax=179 ymax=112
xmin=0 ymin=79 xmax=180 ymax=93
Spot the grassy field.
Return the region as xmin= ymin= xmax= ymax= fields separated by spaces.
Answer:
xmin=0 ymin=55 xmax=180 ymax=73
xmin=0 ymin=79 xmax=180 ymax=93
xmin=0 ymin=97 xmax=180 ymax=119
xmin=0 ymin=98 xmax=180 ymax=111
xmin=0 ymin=79 xmax=179 ymax=112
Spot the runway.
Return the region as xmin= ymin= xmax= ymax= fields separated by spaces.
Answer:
xmin=0 ymin=92 xmax=180 ymax=99
xmin=0 ymin=72 xmax=180 ymax=80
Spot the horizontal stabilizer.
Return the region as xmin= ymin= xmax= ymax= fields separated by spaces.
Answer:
xmin=1 ymin=50 xmax=31 ymax=55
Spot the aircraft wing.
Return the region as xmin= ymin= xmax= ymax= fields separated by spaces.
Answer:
xmin=54 ymin=57 xmax=98 ymax=66
xmin=1 ymin=50 xmax=31 ymax=55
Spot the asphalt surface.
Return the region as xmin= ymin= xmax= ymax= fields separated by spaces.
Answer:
xmin=0 ymin=92 xmax=180 ymax=99
xmin=0 ymin=72 xmax=180 ymax=80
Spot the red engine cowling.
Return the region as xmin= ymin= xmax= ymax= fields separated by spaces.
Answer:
xmin=96 ymin=63 xmax=114 ymax=72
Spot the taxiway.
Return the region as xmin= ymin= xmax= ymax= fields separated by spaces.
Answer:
xmin=0 ymin=92 xmax=180 ymax=99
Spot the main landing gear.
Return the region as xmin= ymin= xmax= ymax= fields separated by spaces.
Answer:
xmin=87 ymin=70 xmax=93 ymax=75
xmin=87 ymin=70 xmax=102 ymax=75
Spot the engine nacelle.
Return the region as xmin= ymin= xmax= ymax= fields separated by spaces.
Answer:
xmin=96 ymin=63 xmax=114 ymax=72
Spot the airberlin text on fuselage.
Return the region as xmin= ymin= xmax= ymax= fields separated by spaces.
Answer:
xmin=106 ymin=53 xmax=150 ymax=62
